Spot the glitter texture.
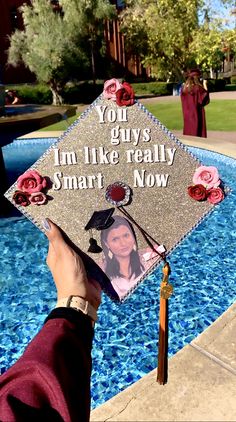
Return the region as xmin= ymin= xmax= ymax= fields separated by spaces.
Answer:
xmin=5 ymin=96 xmax=216 ymax=299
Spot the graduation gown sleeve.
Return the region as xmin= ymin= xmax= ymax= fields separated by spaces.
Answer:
xmin=0 ymin=308 xmax=94 ymax=422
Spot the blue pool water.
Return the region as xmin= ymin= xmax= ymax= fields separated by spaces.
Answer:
xmin=1 ymin=138 xmax=236 ymax=409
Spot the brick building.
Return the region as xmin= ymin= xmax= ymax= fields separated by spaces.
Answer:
xmin=0 ymin=0 xmax=146 ymax=84
xmin=106 ymin=0 xmax=146 ymax=78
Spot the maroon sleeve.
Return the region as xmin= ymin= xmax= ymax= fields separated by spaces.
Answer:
xmin=197 ymin=86 xmax=210 ymax=106
xmin=0 ymin=308 xmax=94 ymax=422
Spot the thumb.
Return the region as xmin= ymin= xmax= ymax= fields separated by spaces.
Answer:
xmin=43 ymin=218 xmax=68 ymax=254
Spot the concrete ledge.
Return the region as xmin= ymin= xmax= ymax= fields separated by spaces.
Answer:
xmin=18 ymin=131 xmax=63 ymax=139
xmin=192 ymin=302 xmax=236 ymax=372
xmin=0 ymin=105 xmax=76 ymax=147
xmin=91 ymin=303 xmax=236 ymax=421
xmin=174 ymin=131 xmax=236 ymax=159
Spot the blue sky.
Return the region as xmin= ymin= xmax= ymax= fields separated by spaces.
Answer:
xmin=204 ymin=0 xmax=236 ymax=27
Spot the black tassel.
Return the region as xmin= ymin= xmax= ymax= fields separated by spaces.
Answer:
xmin=88 ymin=237 xmax=103 ymax=253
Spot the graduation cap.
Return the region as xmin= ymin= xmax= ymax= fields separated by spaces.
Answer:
xmin=4 ymin=81 xmax=228 ymax=302
xmin=84 ymin=208 xmax=115 ymax=253
xmin=85 ymin=208 xmax=115 ymax=231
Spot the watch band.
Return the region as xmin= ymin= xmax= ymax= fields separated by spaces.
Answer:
xmin=56 ymin=295 xmax=97 ymax=322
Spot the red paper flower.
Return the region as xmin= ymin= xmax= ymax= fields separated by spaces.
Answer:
xmin=12 ymin=190 xmax=30 ymax=207
xmin=188 ymin=184 xmax=207 ymax=201
xmin=109 ymin=185 xmax=126 ymax=201
xmin=116 ymin=82 xmax=135 ymax=107
xmin=207 ymin=187 xmax=224 ymax=204
xmin=106 ymin=182 xmax=131 ymax=206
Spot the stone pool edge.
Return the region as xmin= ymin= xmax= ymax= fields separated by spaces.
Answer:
xmin=90 ymin=302 xmax=236 ymax=422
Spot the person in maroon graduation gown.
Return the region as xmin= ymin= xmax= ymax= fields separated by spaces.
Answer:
xmin=0 ymin=219 xmax=101 ymax=422
xmin=181 ymin=69 xmax=210 ymax=138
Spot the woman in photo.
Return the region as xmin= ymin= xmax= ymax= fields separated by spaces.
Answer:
xmin=100 ymin=215 xmax=148 ymax=299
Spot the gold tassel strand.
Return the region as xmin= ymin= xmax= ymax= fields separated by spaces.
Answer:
xmin=157 ymin=262 xmax=173 ymax=385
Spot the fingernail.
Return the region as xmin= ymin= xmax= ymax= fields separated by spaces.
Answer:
xmin=42 ymin=218 xmax=51 ymax=231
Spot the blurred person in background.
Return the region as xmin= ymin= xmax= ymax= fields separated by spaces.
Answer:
xmin=181 ymin=69 xmax=210 ymax=138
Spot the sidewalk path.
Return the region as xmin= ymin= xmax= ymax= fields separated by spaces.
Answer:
xmin=139 ymin=90 xmax=236 ymax=103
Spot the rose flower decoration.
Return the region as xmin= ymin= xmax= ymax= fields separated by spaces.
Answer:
xmin=207 ymin=187 xmax=225 ymax=204
xmin=105 ymin=181 xmax=131 ymax=207
xmin=12 ymin=191 xmax=30 ymax=207
xmin=116 ymin=82 xmax=135 ymax=107
xmin=188 ymin=184 xmax=207 ymax=201
xmin=103 ymin=79 xmax=135 ymax=107
xmin=17 ymin=170 xmax=47 ymax=193
xmin=192 ymin=166 xmax=220 ymax=189
xmin=103 ymin=78 xmax=122 ymax=100
xmin=188 ymin=165 xmax=224 ymax=205
xmin=29 ymin=192 xmax=47 ymax=206
xmin=13 ymin=170 xmax=49 ymax=207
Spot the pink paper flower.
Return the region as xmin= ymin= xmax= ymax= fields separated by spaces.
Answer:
xmin=207 ymin=187 xmax=224 ymax=204
xmin=193 ymin=166 xmax=220 ymax=189
xmin=12 ymin=190 xmax=30 ymax=207
xmin=29 ymin=192 xmax=47 ymax=205
xmin=103 ymin=78 xmax=122 ymax=100
xmin=17 ymin=170 xmax=47 ymax=194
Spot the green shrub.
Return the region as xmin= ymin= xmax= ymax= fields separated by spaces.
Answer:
xmin=132 ymin=81 xmax=174 ymax=96
xmin=63 ymin=82 xmax=104 ymax=104
xmin=5 ymin=80 xmax=175 ymax=105
xmin=63 ymin=81 xmax=174 ymax=103
xmin=5 ymin=84 xmax=52 ymax=104
xmin=206 ymin=78 xmax=226 ymax=92
xmin=230 ymin=75 xmax=236 ymax=84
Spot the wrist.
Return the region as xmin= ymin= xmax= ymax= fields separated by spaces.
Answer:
xmin=55 ymin=295 xmax=98 ymax=323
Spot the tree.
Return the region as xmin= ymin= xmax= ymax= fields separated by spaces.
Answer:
xmin=120 ymin=0 xmax=203 ymax=80
xmin=120 ymin=0 xmax=236 ymax=80
xmin=61 ymin=0 xmax=116 ymax=84
xmin=8 ymin=0 xmax=116 ymax=104
xmin=191 ymin=0 xmax=236 ymax=77
xmin=190 ymin=23 xmax=225 ymax=77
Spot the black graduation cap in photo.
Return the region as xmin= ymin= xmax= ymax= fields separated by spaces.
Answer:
xmin=85 ymin=208 xmax=115 ymax=253
xmin=85 ymin=208 xmax=115 ymax=231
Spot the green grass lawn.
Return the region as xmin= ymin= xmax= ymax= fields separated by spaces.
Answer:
xmin=38 ymin=114 xmax=80 ymax=131
xmin=38 ymin=99 xmax=236 ymax=132
xmin=145 ymin=100 xmax=236 ymax=131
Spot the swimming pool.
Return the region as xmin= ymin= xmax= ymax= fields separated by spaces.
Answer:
xmin=1 ymin=139 xmax=236 ymax=409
